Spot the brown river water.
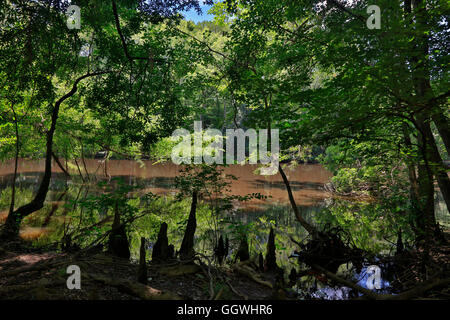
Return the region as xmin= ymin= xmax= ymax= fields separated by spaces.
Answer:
xmin=1 ymin=159 xmax=448 ymax=299
xmin=0 ymin=159 xmax=332 ymax=208
xmin=0 ymin=159 xmax=332 ymax=241
xmin=1 ymin=159 xmax=447 ymax=234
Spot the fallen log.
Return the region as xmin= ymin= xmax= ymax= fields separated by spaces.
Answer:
xmin=89 ymin=273 xmax=181 ymax=300
xmin=233 ymin=264 xmax=273 ymax=289
xmin=159 ymin=263 xmax=202 ymax=277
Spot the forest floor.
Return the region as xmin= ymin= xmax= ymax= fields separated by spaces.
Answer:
xmin=1 ymin=236 xmax=449 ymax=300
xmin=0 ymin=241 xmax=282 ymax=300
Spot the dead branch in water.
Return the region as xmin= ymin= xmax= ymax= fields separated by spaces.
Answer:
xmin=312 ymin=264 xmax=450 ymax=300
xmin=278 ymin=164 xmax=317 ymax=235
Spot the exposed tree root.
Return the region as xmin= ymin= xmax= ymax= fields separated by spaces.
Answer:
xmin=294 ymin=225 xmax=364 ymax=274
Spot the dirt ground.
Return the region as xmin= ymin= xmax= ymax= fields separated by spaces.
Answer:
xmin=1 ymin=236 xmax=449 ymax=300
xmin=0 ymin=241 xmax=282 ymax=300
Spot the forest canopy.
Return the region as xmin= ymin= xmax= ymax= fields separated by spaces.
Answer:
xmin=0 ymin=0 xmax=449 ymax=301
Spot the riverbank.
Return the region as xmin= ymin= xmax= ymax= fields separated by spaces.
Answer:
xmin=0 ymin=240 xmax=283 ymax=300
xmin=1 ymin=234 xmax=449 ymax=300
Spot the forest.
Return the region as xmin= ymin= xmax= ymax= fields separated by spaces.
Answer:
xmin=0 ymin=0 xmax=449 ymax=302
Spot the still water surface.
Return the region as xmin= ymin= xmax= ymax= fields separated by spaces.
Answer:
xmin=0 ymin=159 xmax=448 ymax=299
xmin=0 ymin=159 xmax=332 ymax=207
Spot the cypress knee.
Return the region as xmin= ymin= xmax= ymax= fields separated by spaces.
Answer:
xmin=288 ymin=268 xmax=297 ymax=286
xmin=265 ymin=228 xmax=278 ymax=272
xmin=179 ymin=191 xmax=197 ymax=261
xmin=152 ymin=222 xmax=169 ymax=262
xmin=224 ymin=237 xmax=229 ymax=260
xmin=236 ymin=235 xmax=249 ymax=262
xmin=215 ymin=235 xmax=225 ymax=265
xmin=137 ymin=237 xmax=148 ymax=284
xmin=108 ymin=202 xmax=130 ymax=259
xmin=167 ymin=244 xmax=175 ymax=259
xmin=258 ymin=252 xmax=264 ymax=272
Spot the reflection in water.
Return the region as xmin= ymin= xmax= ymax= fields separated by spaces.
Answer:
xmin=0 ymin=159 xmax=332 ymax=208
xmin=1 ymin=159 xmax=448 ymax=299
xmin=0 ymin=159 xmax=330 ymax=266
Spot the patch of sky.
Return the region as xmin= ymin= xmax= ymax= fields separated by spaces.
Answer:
xmin=181 ymin=4 xmax=214 ymax=23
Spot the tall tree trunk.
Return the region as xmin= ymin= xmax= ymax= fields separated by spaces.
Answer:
xmin=412 ymin=116 xmax=450 ymax=214
xmin=402 ymin=124 xmax=421 ymax=235
xmin=8 ymin=103 xmax=19 ymax=216
xmin=407 ymin=0 xmax=441 ymax=241
xmin=415 ymin=119 xmax=437 ymax=242
xmin=0 ymin=72 xmax=107 ymax=240
xmin=432 ymin=110 xmax=450 ymax=155
xmin=423 ymin=121 xmax=450 ymax=213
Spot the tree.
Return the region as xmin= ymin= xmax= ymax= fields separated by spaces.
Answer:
xmin=218 ymin=0 xmax=449 ymax=242
xmin=0 ymin=0 xmax=213 ymax=240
